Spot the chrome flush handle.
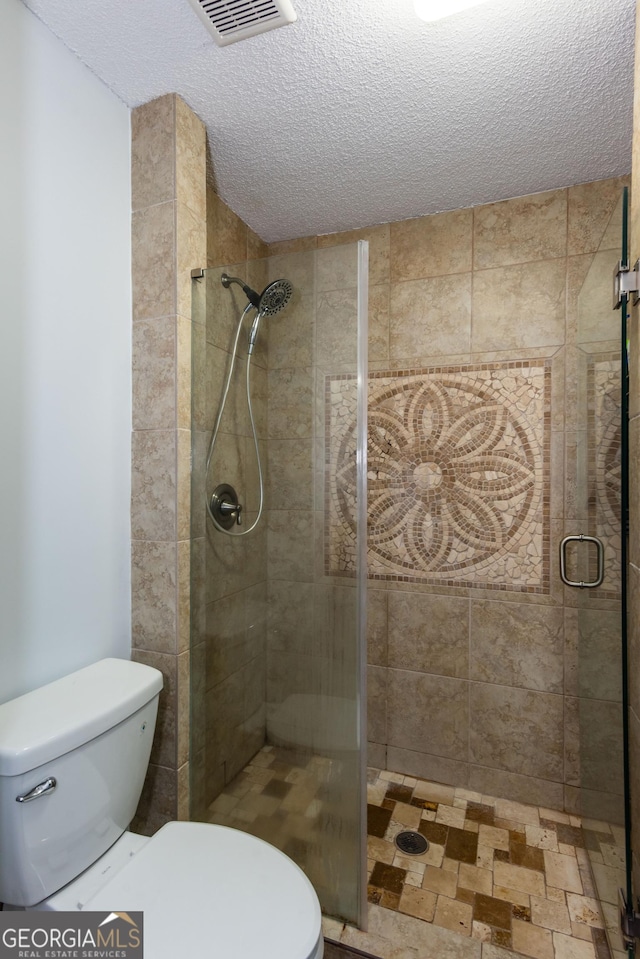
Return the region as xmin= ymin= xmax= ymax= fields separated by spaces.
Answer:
xmin=16 ymin=777 xmax=57 ymax=803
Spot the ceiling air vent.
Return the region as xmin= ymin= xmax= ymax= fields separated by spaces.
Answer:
xmin=188 ymin=0 xmax=297 ymax=46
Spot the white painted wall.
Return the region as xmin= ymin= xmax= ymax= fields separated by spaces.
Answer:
xmin=0 ymin=0 xmax=132 ymax=702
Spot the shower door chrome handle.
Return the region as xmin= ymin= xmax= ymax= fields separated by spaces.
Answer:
xmin=559 ymin=534 xmax=605 ymax=588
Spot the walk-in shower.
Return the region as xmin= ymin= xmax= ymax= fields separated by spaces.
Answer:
xmin=190 ymin=242 xmax=369 ymax=927
xmin=205 ymin=273 xmax=293 ymax=536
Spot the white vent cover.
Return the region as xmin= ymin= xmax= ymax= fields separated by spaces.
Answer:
xmin=187 ymin=0 xmax=297 ymax=46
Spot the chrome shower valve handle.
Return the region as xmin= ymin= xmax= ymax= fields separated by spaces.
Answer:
xmin=210 ymin=484 xmax=243 ymax=529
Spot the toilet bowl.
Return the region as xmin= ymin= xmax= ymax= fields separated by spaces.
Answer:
xmin=0 ymin=659 xmax=323 ymax=959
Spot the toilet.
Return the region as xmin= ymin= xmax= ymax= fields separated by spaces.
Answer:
xmin=0 ymin=658 xmax=323 ymax=959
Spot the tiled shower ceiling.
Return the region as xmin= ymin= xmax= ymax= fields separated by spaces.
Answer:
xmin=19 ymin=0 xmax=635 ymax=242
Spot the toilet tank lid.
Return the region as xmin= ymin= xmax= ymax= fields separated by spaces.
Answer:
xmin=0 ymin=659 xmax=163 ymax=777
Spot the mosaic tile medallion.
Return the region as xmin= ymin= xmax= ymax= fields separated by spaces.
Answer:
xmin=326 ymin=361 xmax=551 ymax=592
xmin=588 ymin=353 xmax=621 ymax=598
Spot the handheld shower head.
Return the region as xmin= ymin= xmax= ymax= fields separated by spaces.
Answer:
xmin=258 ymin=278 xmax=294 ymax=316
xmin=221 ymin=274 xmax=293 ymax=316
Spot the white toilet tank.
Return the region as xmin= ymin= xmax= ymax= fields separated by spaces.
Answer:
xmin=0 ymin=658 xmax=163 ymax=907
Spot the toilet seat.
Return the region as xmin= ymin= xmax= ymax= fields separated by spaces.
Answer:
xmin=79 ymin=822 xmax=323 ymax=959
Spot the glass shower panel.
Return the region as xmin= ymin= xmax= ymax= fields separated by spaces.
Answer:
xmin=573 ymin=188 xmax=629 ymax=955
xmin=190 ymin=242 xmax=368 ymax=928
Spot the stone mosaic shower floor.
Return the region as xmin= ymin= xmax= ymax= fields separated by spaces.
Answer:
xmin=205 ymin=748 xmax=627 ymax=959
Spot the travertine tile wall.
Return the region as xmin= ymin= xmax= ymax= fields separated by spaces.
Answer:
xmin=270 ymin=177 xmax=627 ymax=813
xmin=130 ymin=95 xmax=206 ymax=833
xmin=628 ymin=0 xmax=640 ymax=898
xmin=190 ymin=187 xmax=271 ymax=818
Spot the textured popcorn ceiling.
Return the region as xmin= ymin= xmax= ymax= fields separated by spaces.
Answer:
xmin=21 ymin=0 xmax=635 ymax=242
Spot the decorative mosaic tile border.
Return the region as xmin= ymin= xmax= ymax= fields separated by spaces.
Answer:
xmin=588 ymin=353 xmax=622 ymax=599
xmin=326 ymin=361 xmax=551 ymax=593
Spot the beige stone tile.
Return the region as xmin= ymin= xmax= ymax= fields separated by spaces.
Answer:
xmin=545 ymin=886 xmax=566 ymax=903
xmin=470 ymin=601 xmax=563 ymax=693
xmin=474 ymin=190 xmax=567 ymax=269
xmin=267 ymin=367 xmax=313 ymax=439
xmin=131 ymin=95 xmax=175 ymax=211
xmin=552 ymin=932 xmax=596 ymax=959
xmin=380 ymin=770 xmax=406 ymax=783
xmin=387 ymin=670 xmax=468 ymax=760
xmin=472 ymin=769 xmax=564 ymax=814
xmin=367 ymin=589 xmax=388 ymax=667
xmin=318 ymin=223 xmax=390 ymax=286
xmin=472 ymin=259 xmax=566 ymax=353
xmin=177 ymin=540 xmax=190 ymax=654
xmin=371 ymin=902 xmax=480 ymax=956
xmin=177 ymin=200 xmax=206 ymax=318
xmin=368 ymin=837 xmax=395 ymax=866
xmin=133 ymin=759 xmax=179 ymax=834
xmin=399 ymin=884 xmax=437 ymax=921
xmin=434 ymin=895 xmax=473 ymax=936
xmin=566 ymin=893 xmax=604 ymax=927
xmin=391 ymin=209 xmax=472 ymax=281
xmin=476 ymin=845 xmax=494 ymax=870
xmin=132 ymin=201 xmax=176 ymax=321
xmin=393 ymin=854 xmax=426 ymax=877
xmin=176 ymin=315 xmax=191 ymax=431
xmin=245 ymin=228 xmax=267 ymax=262
xmin=470 ymin=685 xmax=564 ymax=781
xmin=315 ymin=242 xmax=359 ymax=295
xmin=530 ymin=894 xmax=571 ymax=934
xmin=477 ymin=824 xmax=510 ymax=851
xmin=413 ymin=780 xmax=455 ymax=804
xmin=525 ymin=825 xmax=559 ymax=851
xmin=207 ymin=189 xmax=247 ymax=267
xmin=458 ymin=863 xmax=493 ymax=895
xmin=389 ymin=273 xmax=472 ymax=361
xmin=493 ymin=861 xmax=545 ymax=896
xmin=568 ymin=177 xmax=628 ymax=256
xmin=131 ymin=541 xmax=177 ymax=654
xmin=570 ymin=922 xmax=593 ymax=941
xmin=421 ymin=864 xmax=458 ymax=897
xmin=574 ymin=248 xmax=622 ymax=344
xmin=512 ymin=919 xmax=554 ymax=959
xmin=388 ymin=591 xmax=469 ymax=679
xmin=436 ymin=804 xmax=466 ymax=829
xmin=131 ymin=430 xmax=176 ymax=541
xmin=316 ymin=288 xmax=358 ymax=368
xmin=367 ymin=701 xmax=388 ymax=767
xmin=368 ymin=282 xmax=391 ymax=364
xmin=393 ymin=800 xmax=422 ymax=829
xmin=543 ymin=851 xmax=583 ymax=893
xmin=132 ymin=317 xmax=176 ymax=431
xmin=267 ymin=235 xmax=317 ymax=256
xmin=175 ymin=95 xmax=206 ymax=220
xmin=471 ymin=920 xmax=492 ymax=943
xmin=132 ymin=648 xmax=176 ymax=768
xmin=322 ymin=916 xmax=344 ymax=941
xmin=267 ymin=438 xmax=313 ymax=511
xmin=404 ymin=871 xmax=424 ymax=887
xmin=176 ymin=429 xmax=190 ymax=543
xmin=558 ymin=843 xmax=576 ymax=858
xmin=492 ymin=885 xmax=530 ymax=908
xmin=482 ymin=945 xmax=526 ymax=959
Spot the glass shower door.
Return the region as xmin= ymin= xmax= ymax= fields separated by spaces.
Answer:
xmin=190 ymin=241 xmax=369 ymax=928
xmin=571 ymin=187 xmax=630 ymax=956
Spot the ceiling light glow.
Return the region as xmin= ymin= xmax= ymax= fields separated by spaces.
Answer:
xmin=414 ymin=0 xmax=488 ymax=21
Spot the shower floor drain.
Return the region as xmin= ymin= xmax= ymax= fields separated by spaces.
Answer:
xmin=394 ymin=830 xmax=429 ymax=855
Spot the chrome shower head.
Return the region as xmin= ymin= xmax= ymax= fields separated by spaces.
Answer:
xmin=258 ymin=278 xmax=294 ymax=316
xmin=221 ymin=273 xmax=293 ymax=316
